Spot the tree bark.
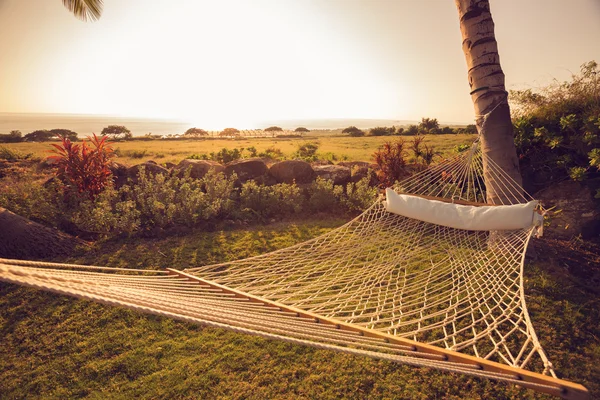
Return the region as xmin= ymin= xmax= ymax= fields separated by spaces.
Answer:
xmin=455 ymin=0 xmax=524 ymax=205
xmin=0 ymin=208 xmax=85 ymax=260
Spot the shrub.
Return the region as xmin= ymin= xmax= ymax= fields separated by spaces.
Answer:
xmin=293 ymin=142 xmax=320 ymax=162
xmin=0 ymin=146 xmax=32 ymax=161
xmin=342 ymin=176 xmax=378 ymax=212
xmin=509 ymin=60 xmax=600 ymax=188
xmin=48 ymin=133 xmax=114 ymax=200
xmin=308 ymin=177 xmax=344 ymax=212
xmin=239 ymin=180 xmax=303 ymax=220
xmin=0 ymin=130 xmax=23 ymax=143
xmin=259 ymin=147 xmax=285 ymax=161
xmin=372 ymin=140 xmax=409 ymax=188
xmin=404 ymin=125 xmax=419 ymax=136
xmin=189 ymin=148 xmax=244 ymax=164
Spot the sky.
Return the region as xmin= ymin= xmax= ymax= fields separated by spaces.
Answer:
xmin=0 ymin=0 xmax=599 ymax=129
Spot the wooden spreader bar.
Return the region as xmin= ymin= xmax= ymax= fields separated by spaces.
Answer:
xmin=167 ymin=269 xmax=588 ymax=399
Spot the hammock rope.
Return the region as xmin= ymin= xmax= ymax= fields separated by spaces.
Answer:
xmin=0 ymin=139 xmax=589 ymax=399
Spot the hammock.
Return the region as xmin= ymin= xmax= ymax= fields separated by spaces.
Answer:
xmin=0 ymin=140 xmax=589 ymax=399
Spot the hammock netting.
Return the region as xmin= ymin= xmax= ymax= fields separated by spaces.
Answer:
xmin=0 ymin=140 xmax=589 ymax=399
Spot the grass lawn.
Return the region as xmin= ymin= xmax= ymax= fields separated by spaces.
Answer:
xmin=2 ymin=133 xmax=477 ymax=166
xmin=1 ymin=218 xmax=598 ymax=399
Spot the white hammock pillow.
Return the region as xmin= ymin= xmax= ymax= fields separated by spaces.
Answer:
xmin=385 ymin=188 xmax=538 ymax=231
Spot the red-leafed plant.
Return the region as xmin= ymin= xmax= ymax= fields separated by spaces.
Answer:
xmin=48 ymin=133 xmax=114 ymax=200
xmin=373 ymin=140 xmax=409 ymax=188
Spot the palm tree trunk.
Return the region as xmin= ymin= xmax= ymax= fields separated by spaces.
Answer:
xmin=455 ymin=0 xmax=523 ymax=205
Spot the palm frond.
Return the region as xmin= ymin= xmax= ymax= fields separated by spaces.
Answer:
xmin=62 ymin=0 xmax=103 ymax=22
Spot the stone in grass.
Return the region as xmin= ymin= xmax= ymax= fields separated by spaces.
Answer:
xmin=126 ymin=161 xmax=169 ymax=184
xmin=224 ymin=158 xmax=268 ymax=183
xmin=175 ymin=159 xmax=224 ymax=180
xmin=269 ymin=160 xmax=316 ymax=184
xmin=312 ymin=165 xmax=351 ymax=185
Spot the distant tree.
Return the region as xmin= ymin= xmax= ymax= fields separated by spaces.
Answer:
xmin=464 ymin=124 xmax=477 ymax=134
xmin=396 ymin=127 xmax=405 ymax=135
xmin=101 ymin=125 xmax=132 ymax=139
xmin=440 ymin=126 xmax=455 ymax=134
xmin=368 ymin=126 xmax=395 ymax=136
xmin=220 ymin=128 xmax=240 ymax=137
xmin=9 ymin=130 xmax=22 ymax=139
xmin=405 ymin=125 xmax=419 ymax=136
xmin=24 ymin=130 xmax=55 ymax=142
xmin=50 ymin=129 xmax=78 ymax=141
xmin=429 ymin=127 xmax=441 ymax=135
xmin=264 ymin=126 xmax=283 ymax=132
xmin=0 ymin=131 xmax=23 ymax=143
xmin=342 ymin=126 xmax=365 ymax=137
xmin=184 ymin=127 xmax=209 ymax=138
xmin=418 ymin=118 xmax=439 ymax=133
xmin=62 ymin=0 xmax=103 ymax=21
xmin=294 ymin=127 xmax=310 ymax=133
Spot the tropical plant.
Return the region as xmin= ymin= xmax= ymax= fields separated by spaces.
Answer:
xmin=62 ymin=0 xmax=103 ymax=21
xmin=47 ymin=133 xmax=114 ymax=200
xmin=372 ymin=140 xmax=409 ymax=187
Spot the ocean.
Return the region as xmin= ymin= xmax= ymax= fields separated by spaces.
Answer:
xmin=0 ymin=113 xmax=419 ymax=137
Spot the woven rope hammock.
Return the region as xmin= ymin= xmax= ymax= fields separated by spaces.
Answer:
xmin=0 ymin=138 xmax=589 ymax=399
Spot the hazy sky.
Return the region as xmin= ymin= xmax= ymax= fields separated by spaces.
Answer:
xmin=0 ymin=0 xmax=598 ymax=128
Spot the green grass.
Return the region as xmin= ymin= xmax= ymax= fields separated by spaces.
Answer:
xmin=2 ymin=133 xmax=476 ymax=166
xmin=1 ymin=218 xmax=598 ymax=399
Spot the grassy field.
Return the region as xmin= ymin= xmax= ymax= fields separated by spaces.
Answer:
xmin=1 ymin=218 xmax=598 ymax=399
xmin=3 ymin=133 xmax=477 ymax=166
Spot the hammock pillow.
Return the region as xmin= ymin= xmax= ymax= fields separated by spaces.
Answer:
xmin=385 ymin=188 xmax=538 ymax=231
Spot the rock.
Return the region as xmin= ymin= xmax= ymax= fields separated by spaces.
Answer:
xmin=312 ymin=165 xmax=351 ymax=185
xmin=338 ymin=161 xmax=372 ymax=169
xmin=224 ymin=158 xmax=268 ymax=183
xmin=109 ymin=162 xmax=129 ymax=188
xmin=127 ymin=162 xmax=169 ymax=184
xmin=175 ymin=159 xmax=224 ymax=179
xmin=163 ymin=162 xmax=176 ymax=169
xmin=0 ymin=207 xmax=86 ymax=259
xmin=268 ymin=160 xmax=315 ymax=184
xmin=311 ymin=160 xmax=333 ymax=166
xmin=536 ymin=180 xmax=600 ymax=240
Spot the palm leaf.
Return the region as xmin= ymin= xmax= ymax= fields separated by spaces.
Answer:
xmin=62 ymin=0 xmax=103 ymax=22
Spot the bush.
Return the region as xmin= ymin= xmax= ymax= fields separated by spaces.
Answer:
xmin=0 ymin=146 xmax=33 ymax=161
xmin=239 ymin=180 xmax=303 ymax=220
xmin=188 ymin=148 xmax=244 ymax=164
xmin=509 ymin=60 xmax=600 ymax=187
xmin=342 ymin=126 xmax=365 ymax=137
xmin=0 ymin=130 xmax=23 ymax=143
xmin=308 ymin=177 xmax=344 ymax=212
xmin=258 ymin=147 xmax=285 ymax=161
xmin=404 ymin=125 xmax=419 ymax=136
xmin=372 ymin=140 xmax=409 ymax=187
xmin=48 ymin=133 xmax=114 ymax=200
xmin=293 ymin=142 xmax=320 ymax=162
xmin=342 ymin=176 xmax=378 ymax=212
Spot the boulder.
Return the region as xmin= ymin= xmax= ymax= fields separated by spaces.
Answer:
xmin=224 ymin=158 xmax=268 ymax=183
xmin=109 ymin=161 xmax=129 ymax=188
xmin=312 ymin=165 xmax=351 ymax=185
xmin=127 ymin=162 xmax=169 ymax=184
xmin=536 ymin=180 xmax=600 ymax=240
xmin=175 ymin=159 xmax=224 ymax=179
xmin=269 ymin=160 xmax=315 ymax=184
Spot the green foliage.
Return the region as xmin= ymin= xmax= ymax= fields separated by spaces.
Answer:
xmin=510 ymin=60 xmax=600 ymax=188
xmin=404 ymin=125 xmax=419 ymax=136
xmin=589 ymin=148 xmax=600 ymax=169
xmin=0 ymin=146 xmax=32 ymax=160
xmin=293 ymin=142 xmax=320 ymax=162
xmin=188 ymin=148 xmax=244 ymax=164
xmin=308 ymin=177 xmax=344 ymax=212
xmin=258 ymin=146 xmax=285 ymax=161
xmin=455 ymin=144 xmax=471 ymax=153
xmin=368 ymin=126 xmax=394 ymax=136
xmin=342 ymin=176 xmax=378 ymax=212
xmin=372 ymin=140 xmax=409 ymax=187
xmin=101 ymin=125 xmax=132 ymax=139
xmin=48 ymin=133 xmax=115 ymax=201
xmin=239 ymin=180 xmax=303 ymax=220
